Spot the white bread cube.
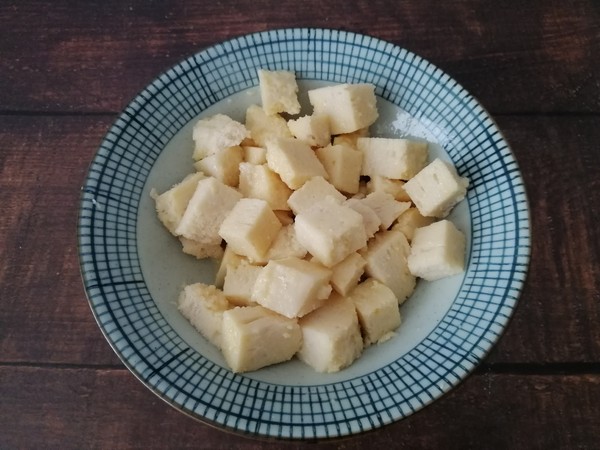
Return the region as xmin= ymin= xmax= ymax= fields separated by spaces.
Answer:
xmin=348 ymin=278 xmax=401 ymax=346
xmin=178 ymin=283 xmax=231 ymax=349
xmin=251 ymin=225 xmax=307 ymax=264
xmin=362 ymin=230 xmax=416 ymax=304
xmin=265 ymin=137 xmax=328 ymax=190
xmin=243 ymin=145 xmax=267 ymax=165
xmin=219 ymin=198 xmax=282 ymax=261
xmin=308 ymin=84 xmax=378 ymax=134
xmin=258 ymin=69 xmax=301 ymax=115
xmin=193 ymin=145 xmax=243 ymax=187
xmin=361 ymin=191 xmax=411 ymax=230
xmin=391 ymin=207 xmax=435 ymax=242
xmin=238 ymin=162 xmax=292 ymax=211
xmin=175 ymin=177 xmax=243 ymax=245
xmin=287 ymin=176 xmax=346 ymax=215
xmin=367 ymin=176 xmax=411 ymax=202
xmin=223 ymin=263 xmax=263 ymax=306
xmin=245 ymin=104 xmax=292 ymax=147
xmin=408 ymin=219 xmax=466 ymax=281
xmin=179 ymin=237 xmax=224 ymax=260
xmin=332 ymin=127 xmax=369 ymax=149
xmin=221 ymin=305 xmax=301 ymax=373
xmin=315 ymin=144 xmax=363 ymax=194
xmin=287 ymin=114 xmax=331 ymax=147
xmin=294 ymin=197 xmax=368 ymax=267
xmin=215 ymin=245 xmax=248 ymax=288
xmin=297 ymin=293 xmax=363 ymax=373
xmin=251 ymin=257 xmax=332 ymax=318
xmin=358 ymin=137 xmax=428 ymax=180
xmin=402 ymin=158 xmax=469 ymax=218
xmin=330 ymin=252 xmax=367 ymax=296
xmin=344 ymin=198 xmax=382 ymax=238
xmin=153 ymin=172 xmax=205 ymax=235
xmin=192 ymin=114 xmax=249 ymax=160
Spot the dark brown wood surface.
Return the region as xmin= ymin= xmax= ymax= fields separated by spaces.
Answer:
xmin=1 ymin=1 xmax=599 ymax=448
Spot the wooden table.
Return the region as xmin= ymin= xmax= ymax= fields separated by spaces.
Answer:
xmin=2 ymin=1 xmax=599 ymax=448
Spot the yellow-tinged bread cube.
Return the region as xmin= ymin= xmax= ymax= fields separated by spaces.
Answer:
xmin=250 ymin=225 xmax=307 ymax=264
xmin=315 ymin=144 xmax=363 ymax=194
xmin=344 ymin=198 xmax=382 ymax=238
xmin=251 ymin=257 xmax=332 ymax=318
xmin=348 ymin=278 xmax=401 ymax=346
xmin=242 ymin=145 xmax=267 ymax=165
xmin=330 ymin=252 xmax=367 ymax=296
xmin=221 ymin=305 xmax=302 ymax=373
xmin=215 ymin=245 xmax=248 ymax=288
xmin=192 ymin=114 xmax=249 ymax=160
xmin=153 ymin=172 xmax=206 ymax=235
xmin=258 ymin=69 xmax=301 ymax=115
xmin=219 ymin=198 xmax=282 ymax=261
xmin=297 ymin=293 xmax=363 ymax=373
xmin=193 ymin=145 xmax=243 ymax=187
xmin=361 ymin=191 xmax=411 ymax=230
xmin=238 ymin=162 xmax=292 ymax=211
xmin=294 ymin=197 xmax=368 ymax=267
xmin=391 ymin=207 xmax=436 ymax=242
xmin=408 ymin=219 xmax=466 ymax=281
xmin=223 ymin=263 xmax=263 ymax=306
xmin=179 ymin=237 xmax=224 ymax=260
xmin=332 ymin=127 xmax=369 ymax=149
xmin=362 ymin=230 xmax=416 ymax=304
xmin=178 ymin=283 xmax=231 ymax=349
xmin=287 ymin=114 xmax=331 ymax=147
xmin=265 ymin=137 xmax=328 ymax=190
xmin=287 ymin=176 xmax=346 ymax=215
xmin=402 ymin=158 xmax=469 ymax=218
xmin=366 ymin=175 xmax=411 ymax=202
xmin=358 ymin=137 xmax=428 ymax=180
xmin=245 ymin=104 xmax=292 ymax=147
xmin=175 ymin=177 xmax=243 ymax=245
xmin=308 ymin=83 xmax=378 ymax=134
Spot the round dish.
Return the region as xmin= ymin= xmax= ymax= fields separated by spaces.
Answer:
xmin=78 ymin=28 xmax=530 ymax=439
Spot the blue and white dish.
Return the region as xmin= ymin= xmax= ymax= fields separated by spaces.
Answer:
xmin=78 ymin=28 xmax=530 ymax=439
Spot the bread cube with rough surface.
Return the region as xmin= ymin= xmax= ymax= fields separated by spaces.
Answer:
xmin=251 ymin=225 xmax=307 ymax=264
xmin=408 ymin=219 xmax=466 ymax=281
xmin=391 ymin=207 xmax=436 ymax=242
xmin=332 ymin=128 xmax=369 ymax=149
xmin=348 ymin=278 xmax=401 ymax=346
xmin=362 ymin=230 xmax=416 ymax=304
xmin=358 ymin=137 xmax=428 ymax=180
xmin=243 ymin=145 xmax=267 ymax=165
xmin=315 ymin=144 xmax=363 ymax=194
xmin=245 ymin=105 xmax=292 ymax=147
xmin=361 ymin=191 xmax=411 ymax=230
xmin=192 ymin=114 xmax=249 ymax=160
xmin=297 ymin=293 xmax=363 ymax=373
xmin=258 ymin=69 xmax=301 ymax=115
xmin=238 ymin=162 xmax=292 ymax=211
xmin=223 ymin=263 xmax=263 ymax=306
xmin=402 ymin=158 xmax=469 ymax=218
xmin=308 ymin=84 xmax=378 ymax=134
xmin=252 ymin=257 xmax=332 ymax=318
xmin=330 ymin=252 xmax=367 ymax=296
xmin=153 ymin=172 xmax=206 ymax=235
xmin=193 ymin=145 xmax=243 ymax=187
xmin=287 ymin=176 xmax=345 ymax=215
xmin=294 ymin=197 xmax=368 ymax=267
xmin=266 ymin=137 xmax=328 ymax=190
xmin=178 ymin=283 xmax=231 ymax=349
xmin=175 ymin=177 xmax=242 ymax=245
xmin=221 ymin=305 xmax=301 ymax=373
xmin=344 ymin=198 xmax=382 ymax=238
xmin=367 ymin=175 xmax=411 ymax=202
xmin=219 ymin=198 xmax=282 ymax=261
xmin=287 ymin=114 xmax=331 ymax=147
xmin=179 ymin=237 xmax=224 ymax=260
xmin=215 ymin=245 xmax=248 ymax=288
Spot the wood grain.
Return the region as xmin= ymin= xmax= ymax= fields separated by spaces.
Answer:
xmin=1 ymin=0 xmax=598 ymax=114
xmin=1 ymin=366 xmax=598 ymax=449
xmin=0 ymin=115 xmax=598 ymax=367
